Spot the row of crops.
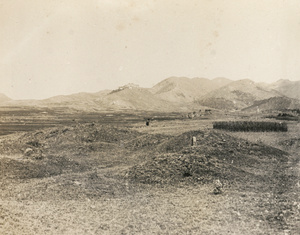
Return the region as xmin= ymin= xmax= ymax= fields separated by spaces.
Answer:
xmin=213 ymin=121 xmax=288 ymax=132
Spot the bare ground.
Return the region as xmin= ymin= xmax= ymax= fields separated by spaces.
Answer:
xmin=0 ymin=118 xmax=299 ymax=234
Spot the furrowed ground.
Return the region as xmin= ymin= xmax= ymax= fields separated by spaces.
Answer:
xmin=0 ymin=116 xmax=299 ymax=234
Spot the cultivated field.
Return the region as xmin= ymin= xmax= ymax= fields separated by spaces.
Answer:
xmin=0 ymin=107 xmax=299 ymax=234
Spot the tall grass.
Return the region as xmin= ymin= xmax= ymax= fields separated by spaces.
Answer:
xmin=213 ymin=121 xmax=288 ymax=132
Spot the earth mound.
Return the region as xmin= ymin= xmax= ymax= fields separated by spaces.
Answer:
xmin=0 ymin=123 xmax=148 ymax=181
xmin=0 ymin=123 xmax=173 ymax=181
xmin=0 ymin=123 xmax=144 ymax=156
xmin=126 ymin=152 xmax=219 ymax=184
xmin=126 ymin=130 xmax=288 ymax=184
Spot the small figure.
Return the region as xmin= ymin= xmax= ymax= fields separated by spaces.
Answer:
xmin=146 ymin=118 xmax=150 ymax=126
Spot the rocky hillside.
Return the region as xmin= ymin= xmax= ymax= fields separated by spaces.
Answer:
xmin=151 ymin=77 xmax=232 ymax=103
xmin=101 ymin=85 xmax=181 ymax=111
xmin=270 ymin=79 xmax=300 ymax=100
xmin=243 ymin=96 xmax=300 ymax=112
xmin=196 ymin=79 xmax=283 ymax=110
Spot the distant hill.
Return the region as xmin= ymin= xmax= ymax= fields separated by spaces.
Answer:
xmin=0 ymin=91 xmax=112 ymax=112
xmin=1 ymin=78 xmax=300 ymax=112
xmin=0 ymin=93 xmax=12 ymax=103
xmin=150 ymin=77 xmax=232 ymax=103
xmin=101 ymin=85 xmax=181 ymax=111
xmin=196 ymin=79 xmax=283 ymax=110
xmin=27 ymin=84 xmax=181 ymax=112
xmin=39 ymin=90 xmax=111 ymax=111
xmin=42 ymin=90 xmax=111 ymax=103
xmin=243 ymin=96 xmax=300 ymax=112
xmin=270 ymin=79 xmax=300 ymax=100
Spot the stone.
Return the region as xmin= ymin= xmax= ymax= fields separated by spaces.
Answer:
xmin=192 ymin=136 xmax=197 ymax=146
xmin=24 ymin=148 xmax=33 ymax=156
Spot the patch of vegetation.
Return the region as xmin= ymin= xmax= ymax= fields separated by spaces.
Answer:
xmin=213 ymin=121 xmax=288 ymax=132
xmin=275 ymin=113 xmax=299 ymax=121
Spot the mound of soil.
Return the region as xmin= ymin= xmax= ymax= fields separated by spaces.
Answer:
xmin=158 ymin=130 xmax=287 ymax=158
xmin=0 ymin=123 xmax=149 ymax=181
xmin=126 ymin=153 xmax=219 ymax=184
xmin=0 ymin=123 xmax=144 ymax=156
xmin=126 ymin=130 xmax=289 ymax=184
xmin=0 ymin=123 xmax=173 ymax=182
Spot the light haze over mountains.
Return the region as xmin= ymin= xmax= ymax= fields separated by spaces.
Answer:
xmin=1 ymin=77 xmax=300 ymax=112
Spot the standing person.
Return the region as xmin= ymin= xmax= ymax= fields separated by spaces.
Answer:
xmin=146 ymin=118 xmax=150 ymax=126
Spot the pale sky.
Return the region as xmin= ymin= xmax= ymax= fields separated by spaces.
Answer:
xmin=1 ymin=0 xmax=300 ymax=99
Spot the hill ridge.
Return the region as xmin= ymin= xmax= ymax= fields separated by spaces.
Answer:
xmin=1 ymin=77 xmax=300 ymax=112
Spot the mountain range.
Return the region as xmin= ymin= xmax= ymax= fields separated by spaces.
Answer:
xmin=1 ymin=77 xmax=300 ymax=112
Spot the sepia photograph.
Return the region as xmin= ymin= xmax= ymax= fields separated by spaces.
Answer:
xmin=0 ymin=0 xmax=299 ymax=234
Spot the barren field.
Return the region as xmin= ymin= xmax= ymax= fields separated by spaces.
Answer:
xmin=0 ymin=109 xmax=299 ymax=234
